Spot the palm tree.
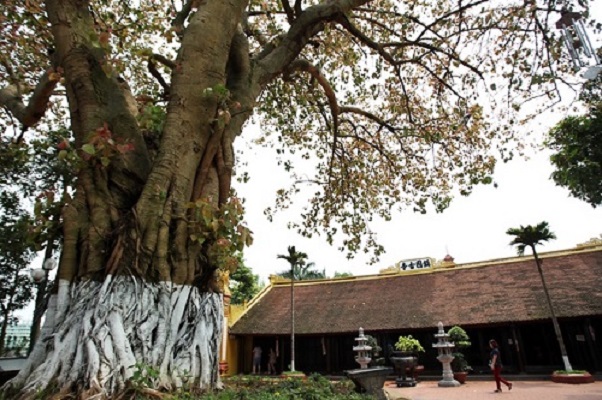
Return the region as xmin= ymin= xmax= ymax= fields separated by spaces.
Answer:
xmin=276 ymin=261 xmax=325 ymax=281
xmin=506 ymin=221 xmax=573 ymax=371
xmin=276 ymin=246 xmax=308 ymax=372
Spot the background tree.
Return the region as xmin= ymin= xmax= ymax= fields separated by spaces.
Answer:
xmin=506 ymin=221 xmax=572 ymax=372
xmin=277 ymin=245 xmax=308 ymax=372
xmin=0 ymin=0 xmax=594 ymax=397
xmin=448 ymin=325 xmax=471 ymax=373
xmin=276 ymin=261 xmax=326 ymax=280
xmin=230 ymin=262 xmax=262 ymax=305
xmin=1 ymin=129 xmax=73 ymax=354
xmin=546 ymin=74 xmax=602 ymax=207
xmin=0 ymin=193 xmax=36 ymax=356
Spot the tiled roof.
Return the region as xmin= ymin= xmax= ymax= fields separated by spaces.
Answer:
xmin=230 ymin=247 xmax=602 ymax=335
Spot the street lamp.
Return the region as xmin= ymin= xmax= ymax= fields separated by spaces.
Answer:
xmin=30 ymin=258 xmax=57 ymax=283
xmin=555 ymin=10 xmax=601 ymax=80
xmin=28 ymin=257 xmax=57 ymax=353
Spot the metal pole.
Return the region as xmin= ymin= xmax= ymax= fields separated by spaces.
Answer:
xmin=290 ymin=267 xmax=295 ymax=372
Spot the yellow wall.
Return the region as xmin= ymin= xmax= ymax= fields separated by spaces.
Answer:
xmin=224 ymin=335 xmax=239 ymax=376
xmin=221 ymin=303 xmax=248 ymax=376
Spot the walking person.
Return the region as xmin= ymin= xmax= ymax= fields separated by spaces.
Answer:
xmin=252 ymin=345 xmax=262 ymax=374
xmin=267 ymin=347 xmax=277 ymax=375
xmin=489 ymin=339 xmax=512 ymax=393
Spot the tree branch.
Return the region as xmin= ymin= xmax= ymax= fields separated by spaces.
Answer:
xmin=284 ymin=59 xmax=340 ymax=177
xmin=0 ymin=69 xmax=60 ymax=130
xmin=294 ymin=0 xmax=302 ymax=17
xmin=151 ymin=53 xmax=176 ymax=69
xmin=339 ymin=106 xmax=397 ymax=132
xmin=255 ymin=0 xmax=371 ymax=85
xmin=281 ymin=0 xmax=295 ymax=23
xmin=147 ymin=59 xmax=170 ymax=98
xmin=172 ymin=0 xmax=194 ymax=38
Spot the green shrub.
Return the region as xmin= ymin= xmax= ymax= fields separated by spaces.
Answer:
xmin=365 ymin=334 xmax=385 ymax=366
xmin=203 ymin=375 xmax=374 ymax=399
xmin=448 ymin=326 xmax=472 ymax=372
xmin=394 ymin=335 xmax=425 ymax=353
xmin=554 ymin=370 xmax=588 ymax=374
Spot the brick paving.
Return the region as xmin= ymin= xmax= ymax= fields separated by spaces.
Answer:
xmin=384 ymin=380 xmax=602 ymax=400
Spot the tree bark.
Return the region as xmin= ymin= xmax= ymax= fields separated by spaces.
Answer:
xmin=3 ymin=0 xmax=366 ymax=396
xmin=4 ymin=1 xmax=252 ymax=398
xmin=28 ymin=245 xmax=55 ymax=354
xmin=0 ymin=309 xmax=9 ymax=356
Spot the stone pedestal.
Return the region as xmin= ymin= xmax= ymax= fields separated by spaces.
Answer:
xmin=436 ymin=353 xmax=460 ymax=387
xmin=390 ymin=352 xmax=418 ymax=387
xmin=345 ymin=367 xmax=393 ymax=400
xmin=345 ymin=328 xmax=391 ymax=400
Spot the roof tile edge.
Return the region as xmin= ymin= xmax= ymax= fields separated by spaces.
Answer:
xmin=261 ymin=243 xmax=602 ymax=288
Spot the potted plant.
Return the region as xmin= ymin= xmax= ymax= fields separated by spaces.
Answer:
xmin=394 ymin=335 xmax=425 ymax=354
xmin=365 ymin=334 xmax=385 ymax=366
xmin=448 ymin=325 xmax=472 ymax=384
xmin=390 ymin=335 xmax=425 ymax=387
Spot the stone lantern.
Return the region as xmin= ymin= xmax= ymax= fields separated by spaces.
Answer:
xmin=30 ymin=258 xmax=57 ymax=283
xmin=353 ymin=327 xmax=372 ymax=369
xmin=433 ymin=322 xmax=460 ymax=387
xmin=345 ymin=328 xmax=393 ymax=400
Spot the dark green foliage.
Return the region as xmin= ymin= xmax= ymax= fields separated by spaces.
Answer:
xmin=113 ymin=374 xmax=375 ymax=400
xmin=506 ymin=221 xmax=556 ymax=256
xmin=0 ymin=193 xmax=36 ymax=355
xmin=276 ymin=246 xmax=308 ymax=278
xmin=276 ymin=246 xmax=324 ymax=281
xmin=546 ymin=73 xmax=602 ymax=208
xmin=547 ymin=106 xmax=602 ymax=207
xmin=230 ymin=263 xmax=262 ymax=304
xmin=448 ymin=326 xmax=472 ymax=372
xmin=201 ymin=375 xmax=374 ymax=400
xmin=365 ymin=334 xmax=385 ymax=366
xmin=276 ymin=261 xmax=326 ymax=281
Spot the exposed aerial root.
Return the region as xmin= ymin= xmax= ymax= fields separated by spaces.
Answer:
xmin=3 ymin=276 xmax=223 ymax=399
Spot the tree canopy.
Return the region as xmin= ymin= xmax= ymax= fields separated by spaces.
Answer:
xmin=546 ymin=75 xmax=602 ymax=208
xmin=506 ymin=221 xmax=557 ymax=255
xmin=276 ymin=261 xmax=326 ymax=280
xmin=230 ymin=262 xmax=262 ymax=304
xmin=1 ymin=0 xmax=592 ymax=262
xmin=0 ymin=193 xmax=36 ymax=356
xmin=276 ymin=246 xmax=309 ymax=274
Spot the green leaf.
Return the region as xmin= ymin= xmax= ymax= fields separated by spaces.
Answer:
xmin=82 ymin=144 xmax=96 ymax=155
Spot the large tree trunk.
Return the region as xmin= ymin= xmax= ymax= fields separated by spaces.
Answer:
xmin=4 ymin=1 xmax=253 ymax=398
xmin=0 ymin=308 xmax=10 ymax=356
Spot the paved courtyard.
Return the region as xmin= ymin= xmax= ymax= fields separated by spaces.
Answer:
xmin=384 ymin=380 xmax=602 ymax=400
